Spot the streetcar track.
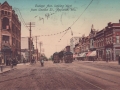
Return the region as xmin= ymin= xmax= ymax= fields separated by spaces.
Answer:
xmin=0 ymin=61 xmax=120 ymax=90
xmin=78 ymin=67 xmax=120 ymax=79
xmin=76 ymin=68 xmax=120 ymax=84
xmin=0 ymin=68 xmax=37 ymax=83
xmin=78 ymin=61 xmax=120 ymax=72
xmin=56 ymin=63 xmax=104 ymax=90
xmin=69 ymin=63 xmax=120 ymax=84
xmin=0 ymin=73 xmax=36 ymax=83
xmin=72 ymin=62 xmax=120 ymax=78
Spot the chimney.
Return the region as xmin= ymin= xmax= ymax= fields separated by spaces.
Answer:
xmin=108 ymin=22 xmax=112 ymax=26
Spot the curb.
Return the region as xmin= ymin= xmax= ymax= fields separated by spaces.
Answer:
xmin=0 ymin=67 xmax=17 ymax=74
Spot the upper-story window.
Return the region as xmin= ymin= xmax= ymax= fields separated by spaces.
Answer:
xmin=1 ymin=10 xmax=4 ymax=14
xmin=2 ymin=35 xmax=9 ymax=43
xmin=110 ymin=37 xmax=112 ymax=44
xmin=5 ymin=11 xmax=7 ymax=15
xmin=2 ymin=17 xmax=10 ymax=30
xmin=8 ymin=12 xmax=10 ymax=15
xmin=116 ymin=36 xmax=120 ymax=43
xmin=106 ymin=38 xmax=108 ymax=44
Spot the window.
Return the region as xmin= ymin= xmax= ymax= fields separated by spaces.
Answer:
xmin=5 ymin=11 xmax=7 ymax=15
xmin=106 ymin=38 xmax=108 ymax=44
xmin=8 ymin=12 xmax=10 ymax=15
xmin=116 ymin=36 xmax=120 ymax=43
xmin=2 ymin=17 xmax=9 ymax=29
xmin=2 ymin=35 xmax=9 ymax=43
xmin=1 ymin=10 xmax=4 ymax=14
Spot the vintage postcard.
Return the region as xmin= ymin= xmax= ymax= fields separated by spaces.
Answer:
xmin=0 ymin=0 xmax=120 ymax=90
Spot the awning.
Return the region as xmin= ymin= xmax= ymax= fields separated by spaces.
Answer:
xmin=86 ymin=52 xmax=92 ymax=56
xmin=80 ymin=52 xmax=86 ymax=57
xmin=75 ymin=55 xmax=80 ymax=58
xmin=89 ymin=51 xmax=96 ymax=56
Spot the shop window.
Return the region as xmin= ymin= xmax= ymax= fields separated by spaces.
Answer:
xmin=2 ymin=17 xmax=9 ymax=29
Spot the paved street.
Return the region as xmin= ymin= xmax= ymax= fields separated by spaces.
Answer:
xmin=0 ymin=61 xmax=120 ymax=90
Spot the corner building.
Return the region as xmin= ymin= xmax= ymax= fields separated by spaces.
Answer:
xmin=0 ymin=1 xmax=21 ymax=64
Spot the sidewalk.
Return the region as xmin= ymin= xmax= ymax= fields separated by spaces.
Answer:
xmin=87 ymin=60 xmax=120 ymax=66
xmin=75 ymin=60 xmax=120 ymax=65
xmin=93 ymin=60 xmax=118 ymax=64
xmin=0 ymin=63 xmax=31 ymax=74
xmin=0 ymin=65 xmax=14 ymax=74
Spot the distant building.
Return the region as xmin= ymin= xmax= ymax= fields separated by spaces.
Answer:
xmin=70 ymin=37 xmax=80 ymax=53
xmin=89 ymin=24 xmax=97 ymax=51
xmin=0 ymin=1 xmax=21 ymax=64
xmin=32 ymin=49 xmax=38 ymax=61
xmin=95 ymin=29 xmax=105 ymax=60
xmin=21 ymin=49 xmax=29 ymax=62
xmin=21 ymin=37 xmax=35 ymax=62
xmin=21 ymin=37 xmax=29 ymax=49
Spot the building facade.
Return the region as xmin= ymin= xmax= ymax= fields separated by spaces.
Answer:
xmin=70 ymin=37 xmax=80 ymax=53
xmin=73 ymin=21 xmax=120 ymax=61
xmin=95 ymin=29 xmax=105 ymax=61
xmin=0 ymin=1 xmax=21 ymax=64
xmin=105 ymin=22 xmax=120 ymax=61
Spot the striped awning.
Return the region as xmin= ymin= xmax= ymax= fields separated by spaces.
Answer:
xmin=86 ymin=52 xmax=92 ymax=56
xmin=80 ymin=52 xmax=86 ymax=57
xmin=89 ymin=51 xmax=96 ymax=56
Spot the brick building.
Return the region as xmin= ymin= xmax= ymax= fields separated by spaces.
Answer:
xmin=0 ymin=1 xmax=21 ymax=64
xmin=70 ymin=37 xmax=80 ymax=53
xmin=104 ymin=22 xmax=120 ymax=61
xmin=95 ymin=29 xmax=105 ymax=60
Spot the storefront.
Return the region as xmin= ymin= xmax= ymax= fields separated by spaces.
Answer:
xmin=106 ymin=48 xmax=113 ymax=61
xmin=1 ymin=46 xmax=12 ymax=65
xmin=96 ymin=48 xmax=105 ymax=60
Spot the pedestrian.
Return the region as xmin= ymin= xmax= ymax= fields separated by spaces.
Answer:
xmin=118 ymin=55 xmax=120 ymax=65
xmin=40 ymin=59 xmax=44 ymax=66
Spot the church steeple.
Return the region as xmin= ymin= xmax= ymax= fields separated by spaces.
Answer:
xmin=91 ymin=24 xmax=94 ymax=33
xmin=91 ymin=24 xmax=94 ymax=30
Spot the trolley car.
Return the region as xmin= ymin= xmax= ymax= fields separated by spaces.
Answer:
xmin=64 ymin=51 xmax=73 ymax=63
xmin=52 ymin=52 xmax=60 ymax=63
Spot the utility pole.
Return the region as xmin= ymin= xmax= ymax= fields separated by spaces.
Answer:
xmin=39 ymin=42 xmax=42 ymax=60
xmin=35 ymin=36 xmax=38 ymax=61
xmin=27 ymin=22 xmax=35 ymax=63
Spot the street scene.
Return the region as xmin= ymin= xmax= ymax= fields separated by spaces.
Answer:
xmin=0 ymin=0 xmax=120 ymax=90
xmin=0 ymin=61 xmax=120 ymax=90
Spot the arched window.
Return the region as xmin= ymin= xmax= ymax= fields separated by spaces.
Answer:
xmin=2 ymin=17 xmax=9 ymax=29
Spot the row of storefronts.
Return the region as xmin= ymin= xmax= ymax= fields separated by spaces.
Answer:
xmin=74 ymin=21 xmax=120 ymax=61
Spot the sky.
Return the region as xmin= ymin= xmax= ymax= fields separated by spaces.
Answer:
xmin=1 ymin=0 xmax=120 ymax=58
